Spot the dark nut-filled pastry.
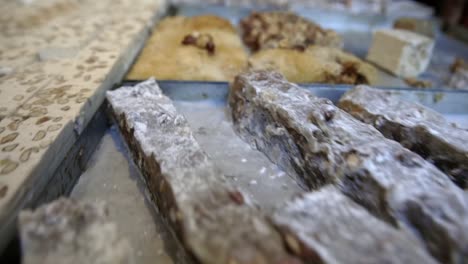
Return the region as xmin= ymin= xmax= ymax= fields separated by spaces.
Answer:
xmin=248 ymin=46 xmax=377 ymax=84
xmin=240 ymin=11 xmax=343 ymax=52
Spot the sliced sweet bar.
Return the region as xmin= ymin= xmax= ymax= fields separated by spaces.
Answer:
xmin=366 ymin=29 xmax=434 ymax=78
xmin=107 ymin=79 xmax=300 ymax=264
xmin=339 ymin=85 xmax=468 ymax=188
xmin=229 ymin=70 xmax=468 ymax=263
xmin=19 ymin=198 xmax=133 ymax=264
xmin=272 ymin=186 xmax=437 ymax=264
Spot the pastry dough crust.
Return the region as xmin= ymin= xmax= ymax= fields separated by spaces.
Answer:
xmin=248 ymin=46 xmax=378 ymax=85
xmin=126 ymin=15 xmax=248 ymax=81
xmin=241 ymin=11 xmax=343 ymax=52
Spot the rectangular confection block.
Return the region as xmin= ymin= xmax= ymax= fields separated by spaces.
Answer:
xmin=19 ymin=198 xmax=133 ymax=264
xmin=107 ymin=79 xmax=300 ymax=264
xmin=272 ymin=186 xmax=436 ymax=264
xmin=366 ymin=29 xmax=434 ymax=78
xmin=339 ymin=85 xmax=468 ymax=189
xmin=229 ymin=70 xmax=468 ymax=263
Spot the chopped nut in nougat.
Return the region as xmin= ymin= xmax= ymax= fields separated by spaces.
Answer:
xmin=339 ymin=85 xmax=468 ymax=189
xmin=107 ymin=80 xmax=301 ymax=264
xmin=240 ymin=11 xmax=343 ymax=52
xmin=229 ymin=70 xmax=468 ymax=263
xmin=273 ymin=187 xmax=437 ymax=264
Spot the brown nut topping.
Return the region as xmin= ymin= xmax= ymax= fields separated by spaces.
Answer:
xmin=181 ymin=32 xmax=216 ymax=55
xmin=241 ymin=11 xmax=342 ymax=52
xmin=181 ymin=34 xmax=197 ymax=45
xmin=450 ymin=58 xmax=466 ymax=73
xmin=228 ymin=190 xmax=244 ymax=205
xmin=404 ymin=77 xmax=432 ymax=88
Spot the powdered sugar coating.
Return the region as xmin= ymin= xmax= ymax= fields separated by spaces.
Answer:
xmin=340 ymin=85 xmax=468 ymax=188
xmin=229 ymin=70 xmax=468 ymax=263
xmin=107 ymin=79 xmax=300 ymax=264
xmin=273 ymin=186 xmax=437 ymax=264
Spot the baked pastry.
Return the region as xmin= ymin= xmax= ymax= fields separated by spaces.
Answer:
xmin=248 ymin=46 xmax=378 ymax=84
xmin=448 ymin=58 xmax=468 ymax=90
xmin=126 ymin=15 xmax=248 ymax=81
xmin=240 ymin=11 xmax=343 ymax=52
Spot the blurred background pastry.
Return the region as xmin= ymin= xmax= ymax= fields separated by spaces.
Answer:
xmin=126 ymin=15 xmax=248 ymax=81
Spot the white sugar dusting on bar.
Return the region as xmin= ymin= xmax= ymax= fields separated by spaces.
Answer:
xmin=272 ymin=186 xmax=437 ymax=264
xmin=339 ymin=85 xmax=468 ymax=189
xmin=19 ymin=198 xmax=133 ymax=264
xmin=107 ymin=79 xmax=301 ymax=264
xmin=229 ymin=70 xmax=468 ymax=263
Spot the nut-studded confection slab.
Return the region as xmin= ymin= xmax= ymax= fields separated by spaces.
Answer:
xmin=229 ymin=70 xmax=468 ymax=263
xmin=0 ymin=0 xmax=165 ymax=252
xmin=272 ymin=186 xmax=437 ymax=264
xmin=366 ymin=29 xmax=434 ymax=78
xmin=19 ymin=198 xmax=133 ymax=264
xmin=107 ymin=79 xmax=301 ymax=264
xmin=339 ymin=85 xmax=468 ymax=189
xmin=240 ymin=11 xmax=343 ymax=52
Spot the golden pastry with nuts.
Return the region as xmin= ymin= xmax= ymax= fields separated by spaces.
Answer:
xmin=126 ymin=15 xmax=248 ymax=81
xmin=240 ymin=11 xmax=343 ymax=52
xmin=248 ymin=46 xmax=378 ymax=85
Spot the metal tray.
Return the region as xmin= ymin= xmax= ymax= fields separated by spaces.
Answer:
xmin=3 ymin=80 xmax=466 ymax=263
xmin=132 ymin=3 xmax=468 ymax=89
xmin=4 ymin=4 xmax=468 ymax=261
xmin=140 ymin=80 xmax=468 ymax=119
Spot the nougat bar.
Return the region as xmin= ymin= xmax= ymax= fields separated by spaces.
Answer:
xmin=367 ymin=29 xmax=434 ymax=78
xmin=19 ymin=198 xmax=133 ymax=264
xmin=107 ymin=79 xmax=300 ymax=264
xmin=229 ymin=70 xmax=468 ymax=263
xmin=272 ymin=186 xmax=437 ymax=264
xmin=339 ymin=85 xmax=468 ymax=188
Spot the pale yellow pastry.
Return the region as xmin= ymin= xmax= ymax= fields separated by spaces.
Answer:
xmin=126 ymin=15 xmax=248 ymax=81
xmin=248 ymin=46 xmax=378 ymax=85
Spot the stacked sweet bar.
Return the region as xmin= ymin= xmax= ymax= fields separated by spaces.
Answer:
xmin=107 ymin=79 xmax=300 ymax=264
xmin=104 ymin=73 xmax=468 ymax=264
xmin=339 ymin=85 xmax=468 ymax=189
xmin=229 ymin=70 xmax=468 ymax=263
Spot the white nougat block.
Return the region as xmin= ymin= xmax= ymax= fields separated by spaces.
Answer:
xmin=367 ymin=29 xmax=434 ymax=78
